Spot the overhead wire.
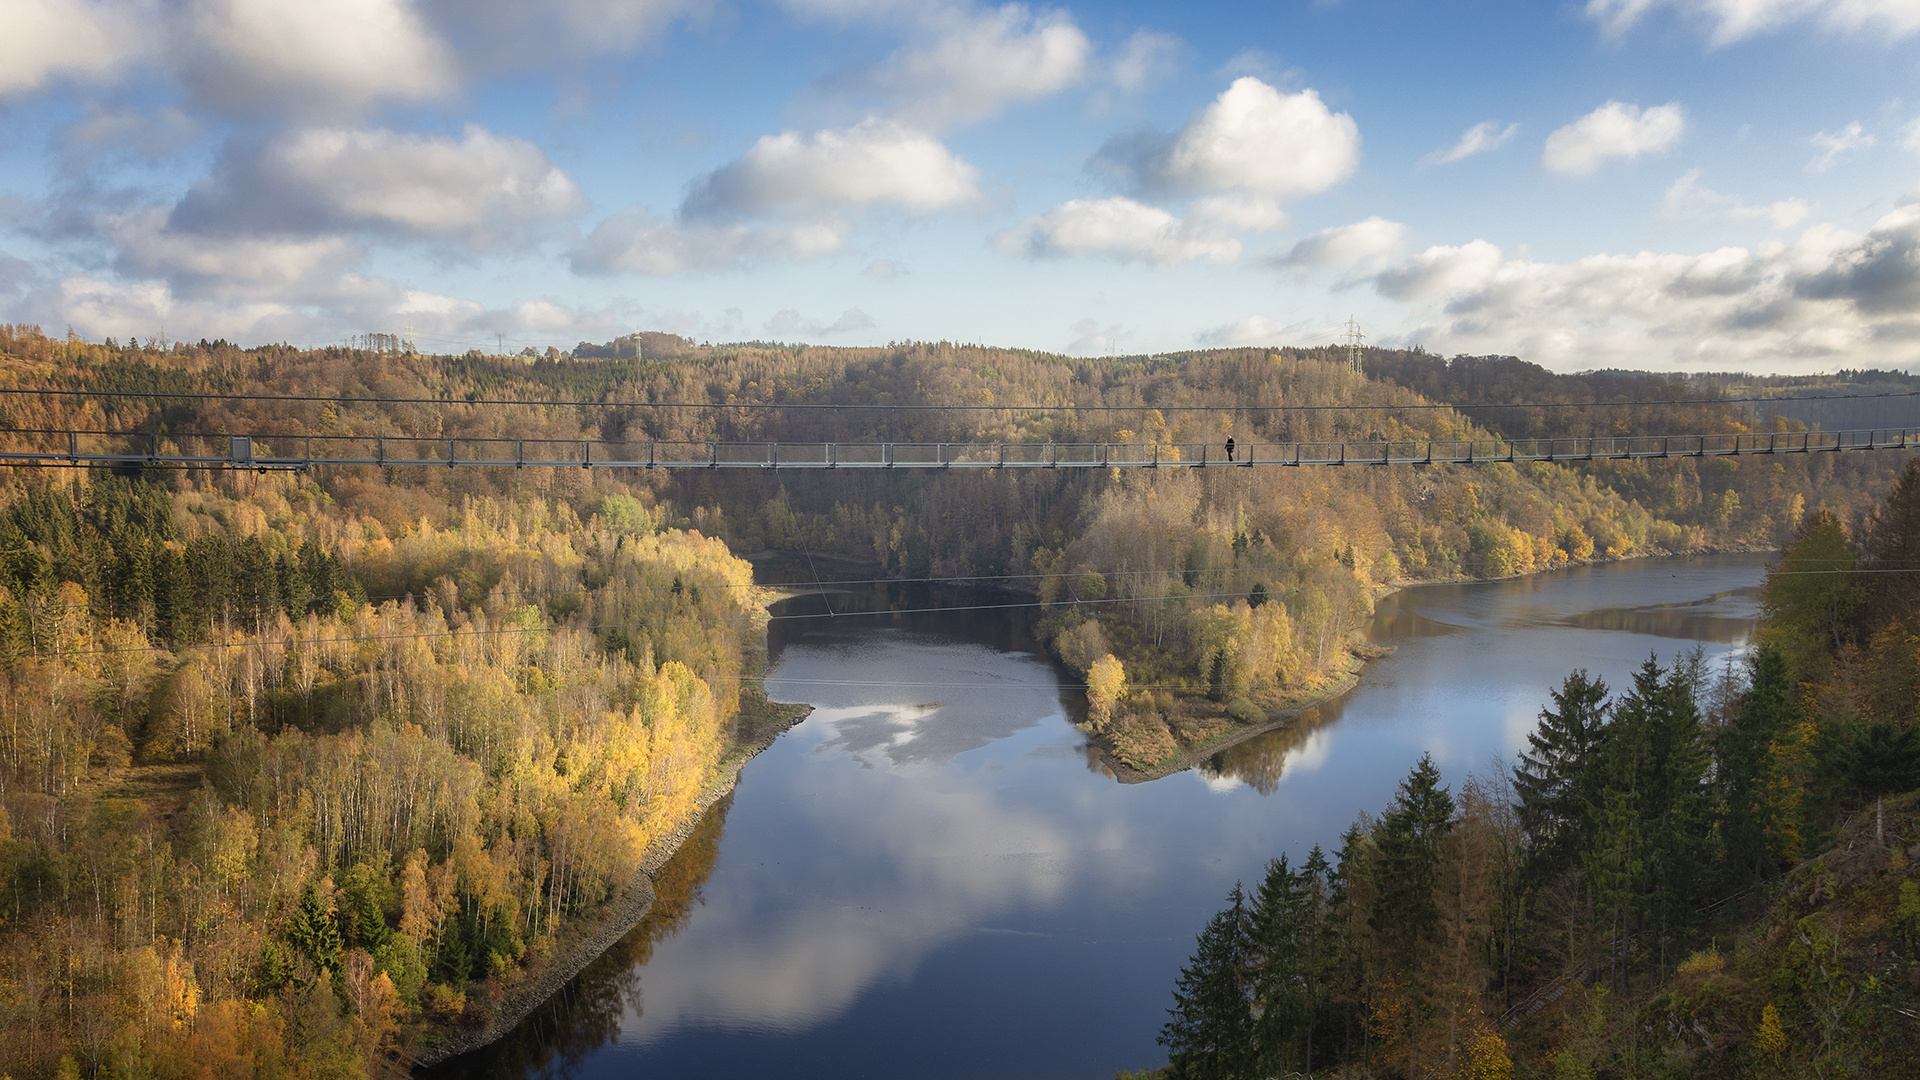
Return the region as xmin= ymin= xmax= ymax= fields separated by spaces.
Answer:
xmin=0 ymin=585 xmax=1281 ymax=662
xmin=12 ymin=559 xmax=1503 ymax=623
xmin=5 ymin=563 xmax=1916 ymax=664
xmin=0 ymin=386 xmax=1914 ymax=413
xmin=2 ymin=499 xmax=1914 ymax=625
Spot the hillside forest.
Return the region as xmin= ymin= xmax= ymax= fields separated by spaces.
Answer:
xmin=0 ymin=322 xmax=1909 ymax=1077
xmin=1155 ymin=458 xmax=1920 ymax=1079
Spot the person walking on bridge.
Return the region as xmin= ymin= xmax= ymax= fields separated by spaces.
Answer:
xmin=1225 ymin=436 xmax=1236 ymax=463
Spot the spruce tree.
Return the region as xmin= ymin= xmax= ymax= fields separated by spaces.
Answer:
xmin=1757 ymin=510 xmax=1859 ymax=676
xmin=1718 ymin=646 xmax=1796 ymax=884
xmin=1250 ymin=857 xmax=1306 ymax=1075
xmin=1838 ymin=720 xmax=1920 ymax=846
xmin=153 ymin=545 xmax=186 ymax=646
xmin=108 ymin=530 xmax=155 ymax=629
xmin=1161 ymin=885 xmax=1256 ymax=1080
xmin=277 ymin=551 xmax=309 ymax=618
xmin=1595 ymin=655 xmax=1714 ymax=969
xmin=1370 ymin=753 xmax=1454 ymax=946
xmin=1582 ymin=784 xmax=1642 ymax=988
xmin=1513 ymin=669 xmax=1610 ymax=888
xmin=1858 ymin=457 xmax=1920 ymax=629
xmin=1298 ymin=844 xmax=1331 ymax=1075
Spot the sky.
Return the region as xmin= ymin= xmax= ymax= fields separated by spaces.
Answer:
xmin=2 ymin=0 xmax=1920 ymax=373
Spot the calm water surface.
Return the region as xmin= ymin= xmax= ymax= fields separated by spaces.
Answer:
xmin=437 ymin=553 xmax=1767 ymax=1080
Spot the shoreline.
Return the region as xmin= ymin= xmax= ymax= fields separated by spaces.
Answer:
xmin=1098 ymin=651 xmax=1372 ymax=785
xmin=413 ymin=694 xmax=813 ymax=1068
xmin=1090 ymin=544 xmax=1772 ymax=783
xmin=412 ymin=592 xmax=813 ymax=1069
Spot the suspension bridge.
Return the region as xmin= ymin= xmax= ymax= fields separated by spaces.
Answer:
xmin=0 ymin=427 xmax=1913 ymax=472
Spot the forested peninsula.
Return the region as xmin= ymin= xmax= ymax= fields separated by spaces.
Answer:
xmin=0 ymin=323 xmax=1911 ymax=1078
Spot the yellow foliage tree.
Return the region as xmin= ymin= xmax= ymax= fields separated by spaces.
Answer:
xmin=1086 ymin=654 xmax=1125 ymax=730
xmin=1455 ymin=1032 xmax=1514 ymax=1080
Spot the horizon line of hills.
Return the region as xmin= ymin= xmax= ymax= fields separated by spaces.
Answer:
xmin=71 ymin=323 xmax=1920 ymax=438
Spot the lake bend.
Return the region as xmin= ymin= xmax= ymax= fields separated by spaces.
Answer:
xmin=430 ymin=552 xmax=1769 ymax=1080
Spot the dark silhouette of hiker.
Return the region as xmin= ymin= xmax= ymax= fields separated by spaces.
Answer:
xmin=1225 ymin=436 xmax=1236 ymax=462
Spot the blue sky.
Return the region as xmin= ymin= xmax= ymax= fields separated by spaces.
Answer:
xmin=3 ymin=0 xmax=1919 ymax=372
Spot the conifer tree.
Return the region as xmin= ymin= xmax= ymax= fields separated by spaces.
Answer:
xmin=1370 ymin=753 xmax=1455 ymax=946
xmin=1247 ymin=845 xmax=1335 ymax=1075
xmin=1298 ymin=844 xmax=1332 ymax=1074
xmin=1718 ymin=646 xmax=1797 ymax=884
xmin=1595 ymin=655 xmax=1714 ymax=969
xmin=1250 ymin=856 xmax=1307 ymax=1074
xmin=1581 ymin=784 xmax=1642 ymax=988
xmin=1513 ymin=669 xmax=1610 ymax=888
xmin=1161 ymin=885 xmax=1256 ymax=1080
xmin=1757 ymin=510 xmax=1859 ymax=676
xmin=153 ymin=545 xmax=187 ymax=646
xmin=1857 ymin=457 xmax=1920 ymax=629
xmin=1837 ymin=720 xmax=1920 ymax=846
xmin=108 ymin=531 xmax=154 ymax=628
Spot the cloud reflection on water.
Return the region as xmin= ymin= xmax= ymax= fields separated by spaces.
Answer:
xmin=537 ymin=555 xmax=1774 ymax=1075
xmin=619 ymin=641 xmax=1139 ymax=1044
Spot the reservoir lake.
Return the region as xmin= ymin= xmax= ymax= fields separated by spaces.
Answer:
xmin=437 ymin=552 xmax=1768 ymax=1079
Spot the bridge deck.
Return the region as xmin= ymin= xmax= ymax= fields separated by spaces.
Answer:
xmin=0 ymin=428 xmax=1913 ymax=471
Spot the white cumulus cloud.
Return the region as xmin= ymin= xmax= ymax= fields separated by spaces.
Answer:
xmin=765 ymin=308 xmax=877 ymax=337
xmin=1587 ymin=0 xmax=1920 ymax=44
xmin=865 ymin=3 xmax=1090 ymax=126
xmin=170 ymin=126 xmax=583 ymax=247
xmin=421 ymin=0 xmax=713 ymax=65
xmin=1372 ymin=240 xmax=1506 ymax=301
xmin=1008 ymin=76 xmax=1355 ymax=270
xmin=102 ymin=207 xmax=363 ymax=296
xmin=1420 ymin=120 xmax=1518 ymax=167
xmin=1187 ymin=193 xmax=1287 ymax=232
xmin=187 ymin=0 xmax=456 ymax=112
xmin=685 ymin=118 xmax=981 ymax=218
xmin=1367 ymin=202 xmax=1920 ymax=369
xmin=992 ymin=197 xmax=1241 ymax=267
xmin=1066 ymin=317 xmax=1128 ymax=355
xmin=1112 ymin=77 xmax=1361 ymax=199
xmin=1273 ymin=217 xmax=1408 ymax=272
xmin=578 ymin=119 xmax=978 ymax=275
xmin=1542 ymin=100 xmax=1684 ymax=174
xmin=0 ymin=0 xmax=141 ymax=96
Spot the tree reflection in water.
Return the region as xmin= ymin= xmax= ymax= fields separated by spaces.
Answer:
xmin=1198 ymin=706 xmax=1342 ymax=796
xmin=421 ymin=793 xmax=734 ymax=1080
xmin=1549 ymin=590 xmax=1758 ymax=642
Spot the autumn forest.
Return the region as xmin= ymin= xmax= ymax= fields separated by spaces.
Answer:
xmin=0 ymin=323 xmax=1913 ymax=1079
